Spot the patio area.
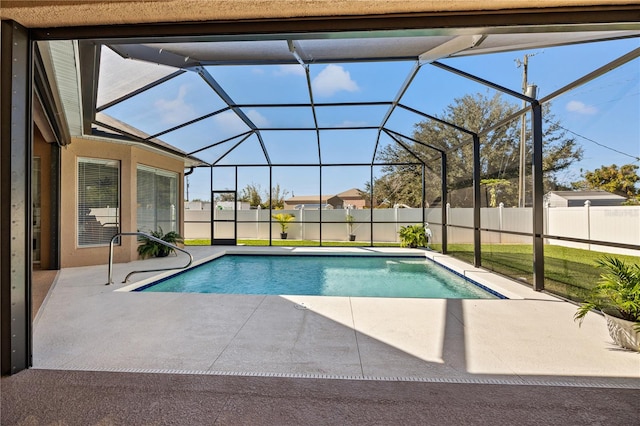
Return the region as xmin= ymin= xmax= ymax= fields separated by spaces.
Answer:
xmin=32 ymin=246 xmax=639 ymax=388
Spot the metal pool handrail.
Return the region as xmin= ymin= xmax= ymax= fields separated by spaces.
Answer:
xmin=106 ymin=232 xmax=193 ymax=285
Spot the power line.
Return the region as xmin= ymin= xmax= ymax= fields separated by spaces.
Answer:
xmin=545 ymin=118 xmax=640 ymax=163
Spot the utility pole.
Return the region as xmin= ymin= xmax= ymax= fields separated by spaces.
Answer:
xmin=515 ymin=53 xmax=537 ymax=208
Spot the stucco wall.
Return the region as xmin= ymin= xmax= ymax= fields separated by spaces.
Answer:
xmin=60 ymin=137 xmax=184 ymax=267
xmin=3 ymin=1 xmax=638 ymax=28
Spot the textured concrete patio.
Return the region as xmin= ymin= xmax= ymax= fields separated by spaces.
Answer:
xmin=32 ymin=246 xmax=639 ymax=388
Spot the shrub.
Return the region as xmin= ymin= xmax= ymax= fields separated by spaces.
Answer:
xmin=398 ymin=223 xmax=427 ymax=248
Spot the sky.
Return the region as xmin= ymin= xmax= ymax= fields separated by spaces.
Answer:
xmin=101 ymin=36 xmax=640 ymax=202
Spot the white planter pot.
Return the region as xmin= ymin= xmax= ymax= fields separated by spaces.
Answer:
xmin=604 ymin=313 xmax=640 ymax=352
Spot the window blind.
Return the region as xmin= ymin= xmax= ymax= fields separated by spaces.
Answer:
xmin=77 ymin=158 xmax=120 ymax=246
xmin=137 ymin=165 xmax=178 ymax=234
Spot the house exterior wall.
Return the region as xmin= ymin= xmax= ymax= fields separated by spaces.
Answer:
xmin=545 ymin=193 xmax=567 ymax=208
xmin=341 ymin=196 xmax=368 ymax=209
xmin=284 ymin=195 xmax=342 ymax=209
xmin=60 ymin=136 xmax=184 ymax=267
xmin=284 ymin=194 xmax=366 ymax=209
xmin=545 ymin=191 xmax=626 ymax=207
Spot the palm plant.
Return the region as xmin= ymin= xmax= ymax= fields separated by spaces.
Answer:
xmin=574 ymin=256 xmax=640 ymax=328
xmin=272 ymin=213 xmax=295 ymax=238
xmin=398 ymin=223 xmax=427 ymax=248
xmin=137 ymin=228 xmax=183 ymax=259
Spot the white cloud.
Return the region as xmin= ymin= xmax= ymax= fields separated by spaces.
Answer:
xmin=274 ymin=64 xmax=306 ymax=76
xmin=213 ymin=110 xmax=248 ymax=134
xmin=246 ymin=110 xmax=270 ymax=127
xmin=154 ymin=85 xmax=196 ymax=124
xmin=312 ymin=65 xmax=359 ymax=97
xmin=336 ymin=120 xmax=368 ymax=128
xmin=213 ymin=109 xmax=270 ymax=133
xmin=566 ymin=100 xmax=598 ymax=115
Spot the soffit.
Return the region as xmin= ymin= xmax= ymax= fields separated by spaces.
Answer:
xmin=93 ymin=112 xmax=206 ymax=166
xmin=39 ymin=41 xmax=84 ymax=137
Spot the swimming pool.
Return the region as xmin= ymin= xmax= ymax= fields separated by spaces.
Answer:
xmin=135 ymin=255 xmax=504 ymax=299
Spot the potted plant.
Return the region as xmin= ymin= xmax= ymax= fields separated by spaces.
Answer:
xmin=272 ymin=213 xmax=295 ymax=239
xmin=398 ymin=223 xmax=427 ymax=248
xmin=346 ymin=214 xmax=356 ymax=241
xmin=574 ymin=256 xmax=640 ymax=352
xmin=137 ymin=228 xmax=184 ymax=259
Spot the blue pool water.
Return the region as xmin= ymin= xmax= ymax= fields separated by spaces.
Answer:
xmin=136 ymin=255 xmax=501 ymax=299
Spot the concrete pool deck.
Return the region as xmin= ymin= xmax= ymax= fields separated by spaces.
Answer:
xmin=33 ymin=246 xmax=639 ymax=388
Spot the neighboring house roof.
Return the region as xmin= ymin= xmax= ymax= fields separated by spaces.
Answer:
xmin=336 ymin=188 xmax=364 ymax=198
xmin=286 ymin=188 xmax=368 ymax=207
xmin=285 ymin=195 xmax=339 ymax=203
xmin=545 ymin=190 xmax=626 ymax=201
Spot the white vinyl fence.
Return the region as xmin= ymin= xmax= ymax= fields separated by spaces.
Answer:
xmin=184 ymin=204 xmax=640 ymax=256
xmin=545 ymin=204 xmax=639 ymax=256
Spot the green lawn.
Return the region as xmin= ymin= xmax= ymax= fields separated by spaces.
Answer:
xmin=445 ymin=244 xmax=640 ymax=301
xmin=184 ymin=239 xmax=639 ymax=302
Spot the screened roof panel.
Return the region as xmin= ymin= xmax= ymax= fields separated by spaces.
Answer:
xmin=196 ymin=133 xmax=261 ymax=166
xmin=101 ymin=71 xmax=229 ymax=137
xmin=315 ymin=104 xmax=389 ymax=128
xmin=205 ymin=64 xmax=310 ymax=104
xmin=214 ymin=134 xmax=269 ymax=166
xmin=319 ymin=129 xmax=378 ymax=164
xmin=453 ymin=30 xmax=640 ymax=57
xmin=399 ymin=63 xmax=511 ymax=117
xmin=158 ymin=114 xmax=251 ymax=154
xmin=261 ymin=130 xmax=320 ymax=165
xmin=145 ymin=40 xmax=295 ymax=64
xmin=97 ymin=46 xmax=179 ymax=108
xmin=436 ymin=36 xmax=640 ymax=98
xmin=109 ymin=30 xmax=640 ymax=66
xmin=87 ymin=27 xmax=640 ymax=166
xmin=383 ymin=106 xmax=427 ymax=136
xmin=236 ymin=106 xmax=316 ymax=129
xmin=308 ymin=61 xmax=415 ymax=102
xmin=295 ymin=36 xmax=455 ymax=61
xmin=373 ymin=131 xmax=427 ymax=163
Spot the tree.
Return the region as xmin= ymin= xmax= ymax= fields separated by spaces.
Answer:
xmin=238 ymin=183 xmax=290 ymax=209
xmin=572 ymin=164 xmax=640 ymax=201
xmin=481 ymin=178 xmax=511 ymax=207
xmin=240 ymin=183 xmax=264 ymax=207
xmin=215 ymin=193 xmax=235 ymax=202
xmin=363 ymin=168 xmax=422 ymax=207
xmin=375 ymin=92 xmax=582 ymax=207
xmin=266 ymin=183 xmax=289 ymax=209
